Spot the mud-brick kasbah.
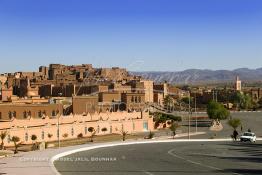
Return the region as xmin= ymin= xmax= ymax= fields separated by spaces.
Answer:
xmin=0 ymin=64 xmax=187 ymax=146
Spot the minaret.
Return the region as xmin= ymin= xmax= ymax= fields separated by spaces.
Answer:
xmin=235 ymin=76 xmax=242 ymax=91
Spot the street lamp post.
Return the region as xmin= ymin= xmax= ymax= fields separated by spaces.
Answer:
xmin=188 ymin=93 xmax=191 ymax=140
xmin=195 ymin=92 xmax=197 ymax=133
xmin=57 ymin=113 xmax=61 ymax=149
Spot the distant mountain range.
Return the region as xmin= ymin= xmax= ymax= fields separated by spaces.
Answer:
xmin=132 ymin=68 xmax=262 ymax=85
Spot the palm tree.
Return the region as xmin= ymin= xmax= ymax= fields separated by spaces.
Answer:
xmin=170 ymin=122 xmax=180 ymax=139
xmin=0 ymin=131 xmax=8 ymax=150
xmin=88 ymin=127 xmax=96 ymax=142
xmin=10 ymin=136 xmax=20 ymax=154
xmin=164 ymin=95 xmax=174 ymax=111
xmin=31 ymin=135 xmax=38 ymax=150
xmin=121 ymin=130 xmax=128 ymax=141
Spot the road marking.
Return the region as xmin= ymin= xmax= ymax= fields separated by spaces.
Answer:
xmin=168 ymin=148 xmax=243 ymax=175
xmin=143 ymin=171 xmax=154 ymax=175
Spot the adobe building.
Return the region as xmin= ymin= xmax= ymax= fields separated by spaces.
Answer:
xmin=100 ymin=67 xmax=129 ymax=81
xmin=121 ymin=92 xmax=145 ymax=111
xmin=0 ymin=86 xmax=13 ymax=102
xmin=39 ymin=66 xmax=49 ymax=79
xmin=72 ymin=95 xmax=99 ymax=115
xmin=99 ymin=92 xmax=121 ymax=103
xmin=251 ymin=88 xmax=262 ymax=102
xmin=0 ymin=75 xmax=7 ymax=86
xmin=0 ymin=63 xmax=168 ymax=147
xmin=154 ymin=92 xmax=164 ymax=106
xmin=109 ymin=83 xmax=132 ymax=93
xmin=154 ymin=83 xmax=168 ymax=97
xmin=128 ymin=80 xmax=154 ymax=103
xmin=168 ymin=86 xmax=188 ymax=99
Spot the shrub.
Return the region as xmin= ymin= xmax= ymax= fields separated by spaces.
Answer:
xmin=148 ymin=131 xmax=155 ymax=139
xmin=62 ymin=133 xmax=68 ymax=138
xmin=77 ymin=133 xmax=83 ymax=138
xmin=31 ymin=135 xmax=37 ymax=142
xmin=101 ymin=127 xmax=108 ymax=133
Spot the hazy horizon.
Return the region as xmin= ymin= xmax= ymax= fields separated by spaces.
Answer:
xmin=1 ymin=63 xmax=262 ymax=74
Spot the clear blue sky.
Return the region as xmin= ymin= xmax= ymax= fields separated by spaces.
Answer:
xmin=0 ymin=0 xmax=262 ymax=73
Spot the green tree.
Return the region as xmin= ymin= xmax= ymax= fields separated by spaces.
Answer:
xmin=10 ymin=136 xmax=20 ymax=154
xmin=170 ymin=122 xmax=180 ymax=139
xmin=233 ymin=92 xmax=252 ymax=110
xmin=228 ymin=118 xmax=241 ymax=130
xmin=164 ymin=95 xmax=174 ymax=110
xmin=207 ymin=101 xmax=230 ymax=120
xmin=181 ymin=97 xmax=193 ymax=105
xmin=258 ymin=98 xmax=262 ymax=108
xmin=0 ymin=131 xmax=8 ymax=150
xmin=228 ymin=118 xmax=241 ymax=140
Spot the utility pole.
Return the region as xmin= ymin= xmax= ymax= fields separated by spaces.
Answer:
xmin=195 ymin=92 xmax=197 ymax=133
xmin=216 ymin=91 xmax=218 ymax=102
xmin=57 ymin=113 xmax=61 ymax=149
xmin=188 ymin=92 xmax=191 ymax=140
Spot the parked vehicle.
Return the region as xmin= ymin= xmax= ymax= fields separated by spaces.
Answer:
xmin=240 ymin=132 xmax=256 ymax=143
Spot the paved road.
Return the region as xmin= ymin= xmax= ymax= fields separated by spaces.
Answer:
xmin=178 ymin=111 xmax=262 ymax=139
xmin=55 ymin=141 xmax=262 ymax=175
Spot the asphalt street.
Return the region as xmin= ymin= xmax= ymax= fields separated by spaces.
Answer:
xmin=55 ymin=141 xmax=262 ymax=175
xmin=179 ymin=111 xmax=262 ymax=139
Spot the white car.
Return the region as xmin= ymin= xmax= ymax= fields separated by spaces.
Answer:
xmin=240 ymin=132 xmax=256 ymax=143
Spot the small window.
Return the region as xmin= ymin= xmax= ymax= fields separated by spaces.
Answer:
xmin=8 ymin=111 xmax=12 ymax=119
xmin=23 ymin=111 xmax=27 ymax=119
xmin=25 ymin=133 xmax=28 ymax=142
xmin=85 ymin=127 xmax=88 ymax=135
xmin=71 ymin=128 xmax=74 ymax=136
xmin=41 ymin=131 xmax=45 ymax=140
xmin=52 ymin=110 xmax=56 ymax=116
xmin=135 ymin=97 xmax=138 ymax=103
xmin=97 ymin=125 xmax=100 ymax=134
xmin=7 ymin=135 xmax=10 ymax=143
xmin=28 ymin=111 xmax=31 ymax=117
xmin=38 ymin=111 xmax=42 ymax=118
xmin=0 ymin=112 xmax=2 ymax=119
xmin=13 ymin=111 xmax=16 ymax=118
